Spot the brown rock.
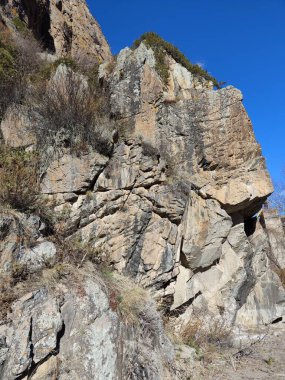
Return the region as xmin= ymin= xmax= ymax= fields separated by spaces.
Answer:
xmin=0 ymin=0 xmax=112 ymax=63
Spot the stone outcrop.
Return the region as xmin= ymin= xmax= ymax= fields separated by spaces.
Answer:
xmin=0 ymin=267 xmax=187 ymax=380
xmin=70 ymin=43 xmax=282 ymax=329
xmin=0 ymin=0 xmax=111 ymax=63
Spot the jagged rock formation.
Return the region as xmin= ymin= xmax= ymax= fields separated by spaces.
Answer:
xmin=0 ymin=2 xmax=285 ymax=380
xmin=59 ymin=44 xmax=282 ymax=328
xmin=0 ymin=0 xmax=111 ymax=62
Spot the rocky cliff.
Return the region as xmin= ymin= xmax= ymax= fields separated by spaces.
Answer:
xmin=0 ymin=0 xmax=111 ymax=62
xmin=0 ymin=2 xmax=285 ymax=379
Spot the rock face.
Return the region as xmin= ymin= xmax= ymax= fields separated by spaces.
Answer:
xmin=71 ymin=43 xmax=282 ymax=329
xmin=0 ymin=4 xmax=285 ymax=379
xmin=0 ymin=0 xmax=112 ymax=63
xmin=0 ymin=271 xmax=179 ymax=380
xmin=263 ymin=208 xmax=285 ymax=268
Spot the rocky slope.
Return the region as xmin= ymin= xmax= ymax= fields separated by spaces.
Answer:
xmin=0 ymin=2 xmax=284 ymax=379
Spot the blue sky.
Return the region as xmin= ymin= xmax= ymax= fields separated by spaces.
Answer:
xmin=88 ymin=0 xmax=285 ymax=183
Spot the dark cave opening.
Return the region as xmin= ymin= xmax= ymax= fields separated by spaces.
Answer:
xmin=21 ymin=0 xmax=55 ymax=53
xmin=244 ymin=216 xmax=257 ymax=237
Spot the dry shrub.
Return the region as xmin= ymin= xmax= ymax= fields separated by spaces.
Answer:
xmin=0 ymin=274 xmax=18 ymax=321
xmin=30 ymin=67 xmax=113 ymax=157
xmin=54 ymin=237 xmax=103 ymax=268
xmin=181 ymin=316 xmax=232 ymax=359
xmin=0 ymin=145 xmax=39 ymax=211
xmin=111 ymin=274 xmax=148 ymax=325
xmin=0 ymin=24 xmax=43 ymax=120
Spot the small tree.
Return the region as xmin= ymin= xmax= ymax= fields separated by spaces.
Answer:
xmin=268 ymin=177 xmax=285 ymax=215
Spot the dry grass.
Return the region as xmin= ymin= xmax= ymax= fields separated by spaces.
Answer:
xmin=180 ymin=316 xmax=233 ymax=362
xmin=54 ymin=237 xmax=104 ymax=268
xmin=0 ymin=146 xmax=53 ymax=228
xmin=103 ymin=272 xmax=148 ymax=325
xmin=0 ymin=145 xmax=39 ymax=211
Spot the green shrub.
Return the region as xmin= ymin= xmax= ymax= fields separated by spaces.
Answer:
xmin=0 ymin=47 xmax=16 ymax=79
xmin=133 ymin=32 xmax=220 ymax=88
xmin=154 ymin=48 xmax=169 ymax=86
xmin=34 ymin=56 xmax=78 ymax=82
xmin=12 ymin=17 xmax=28 ymax=34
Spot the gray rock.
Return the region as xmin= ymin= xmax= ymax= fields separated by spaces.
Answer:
xmin=0 ymin=276 xmax=177 ymax=380
xmin=18 ymin=242 xmax=57 ymax=272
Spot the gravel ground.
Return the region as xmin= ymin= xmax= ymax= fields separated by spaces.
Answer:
xmin=193 ymin=325 xmax=285 ymax=380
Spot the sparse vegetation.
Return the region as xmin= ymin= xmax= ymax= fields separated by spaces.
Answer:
xmin=0 ymin=145 xmax=40 ymax=212
xmin=180 ymin=315 xmax=232 ymax=362
xmin=55 ymin=238 xmax=104 ymax=268
xmin=34 ymin=56 xmax=78 ymax=82
xmin=132 ymin=32 xmax=220 ymax=88
xmin=12 ymin=17 xmax=28 ymax=34
xmin=264 ymin=356 xmax=275 ymax=366
xmin=0 ymin=24 xmax=42 ymax=120
xmin=30 ymin=65 xmax=113 ymax=157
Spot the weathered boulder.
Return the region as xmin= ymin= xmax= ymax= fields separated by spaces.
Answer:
xmin=12 ymin=38 xmax=274 ymax=336
xmin=2 ymin=289 xmax=63 ymax=379
xmin=64 ymin=42 xmax=283 ymax=330
xmin=181 ymin=191 xmax=232 ymax=269
xmin=18 ymin=241 xmax=57 ymax=272
xmin=235 ymin=219 xmax=285 ymax=326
